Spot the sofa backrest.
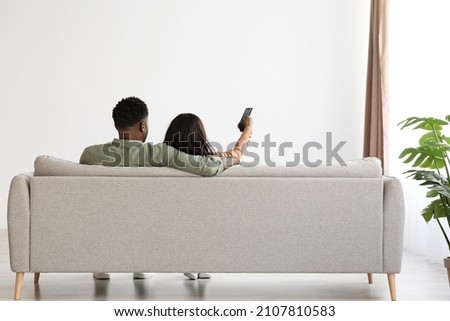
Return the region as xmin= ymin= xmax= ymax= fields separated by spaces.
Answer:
xmin=34 ymin=155 xmax=382 ymax=178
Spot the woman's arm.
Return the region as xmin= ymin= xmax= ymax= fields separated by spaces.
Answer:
xmin=215 ymin=117 xmax=253 ymax=161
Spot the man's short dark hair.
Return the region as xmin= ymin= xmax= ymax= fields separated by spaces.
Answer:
xmin=112 ymin=97 xmax=148 ymax=128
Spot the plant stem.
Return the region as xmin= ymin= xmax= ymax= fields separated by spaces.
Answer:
xmin=445 ymin=156 xmax=450 ymax=185
xmin=436 ymin=218 xmax=450 ymax=251
xmin=441 ymin=139 xmax=450 ymax=182
xmin=442 ymin=152 xmax=450 ymax=183
xmin=439 ymin=193 xmax=450 ymax=225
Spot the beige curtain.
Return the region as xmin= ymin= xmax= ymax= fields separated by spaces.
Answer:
xmin=363 ymin=0 xmax=389 ymax=174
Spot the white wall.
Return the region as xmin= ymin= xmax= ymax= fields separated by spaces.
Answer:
xmin=0 ymin=0 xmax=370 ymax=228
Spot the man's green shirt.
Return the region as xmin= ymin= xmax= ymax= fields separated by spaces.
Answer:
xmin=80 ymin=138 xmax=224 ymax=177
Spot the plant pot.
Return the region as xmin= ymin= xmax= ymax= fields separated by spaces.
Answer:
xmin=445 ymin=257 xmax=450 ymax=286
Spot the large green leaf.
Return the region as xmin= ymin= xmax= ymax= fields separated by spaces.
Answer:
xmin=432 ymin=185 xmax=450 ymax=199
xmin=413 ymin=153 xmax=428 ymax=167
xmin=424 ymin=141 xmax=450 ymax=152
xmin=404 ymin=170 xmax=447 ymax=185
xmin=421 ymin=199 xmax=449 ymax=222
xmin=399 ymin=146 xmax=446 ymax=169
xmin=399 ymin=148 xmax=417 ymax=161
xmin=421 ymin=155 xmax=446 ymax=169
xmin=421 ymin=155 xmax=435 ymax=168
xmin=398 ymin=117 xmax=423 ymax=129
xmin=426 ymin=158 xmax=446 ymax=169
xmin=419 ymin=131 xmax=441 ymax=146
xmin=414 ymin=120 xmax=447 ymax=131
xmin=399 ymin=116 xmax=448 ymax=131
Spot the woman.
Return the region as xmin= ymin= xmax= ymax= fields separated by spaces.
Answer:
xmin=163 ymin=113 xmax=253 ymax=280
xmin=163 ymin=113 xmax=252 ymax=162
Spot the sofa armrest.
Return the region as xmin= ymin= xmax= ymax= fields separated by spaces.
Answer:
xmin=7 ymin=173 xmax=32 ymax=272
xmin=382 ymin=176 xmax=405 ymax=273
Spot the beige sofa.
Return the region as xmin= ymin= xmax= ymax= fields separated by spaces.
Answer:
xmin=8 ymin=156 xmax=404 ymax=300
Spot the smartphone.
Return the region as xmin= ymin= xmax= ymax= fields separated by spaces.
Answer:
xmin=238 ymin=107 xmax=253 ymax=132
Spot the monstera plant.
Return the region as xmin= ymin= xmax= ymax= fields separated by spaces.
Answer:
xmin=399 ymin=115 xmax=450 ymax=285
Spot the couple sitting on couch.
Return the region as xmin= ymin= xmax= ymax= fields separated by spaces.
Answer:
xmin=80 ymin=96 xmax=252 ymax=280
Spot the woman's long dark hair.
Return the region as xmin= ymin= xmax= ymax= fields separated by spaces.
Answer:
xmin=163 ymin=113 xmax=216 ymax=156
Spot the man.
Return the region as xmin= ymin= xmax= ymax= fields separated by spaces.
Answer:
xmin=80 ymin=97 xmax=226 ymax=280
xmin=80 ymin=97 xmax=225 ymax=176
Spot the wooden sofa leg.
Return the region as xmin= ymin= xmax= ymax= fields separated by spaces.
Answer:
xmin=387 ymin=273 xmax=396 ymax=301
xmin=14 ymin=272 xmax=24 ymax=300
xmin=367 ymin=273 xmax=373 ymax=284
xmin=34 ymin=273 xmax=40 ymax=284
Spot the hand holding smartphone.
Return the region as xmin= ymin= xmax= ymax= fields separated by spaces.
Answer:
xmin=238 ymin=107 xmax=253 ymax=132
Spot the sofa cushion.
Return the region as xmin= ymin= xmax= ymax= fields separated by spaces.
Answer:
xmin=34 ymin=155 xmax=381 ymax=178
xmin=225 ymin=158 xmax=382 ymax=178
xmin=34 ymin=155 xmax=195 ymax=177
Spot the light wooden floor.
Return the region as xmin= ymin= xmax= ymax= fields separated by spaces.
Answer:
xmin=1 ymin=230 xmax=448 ymax=301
